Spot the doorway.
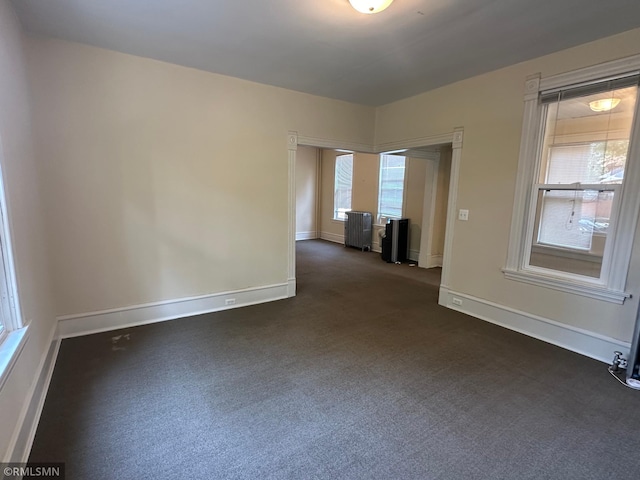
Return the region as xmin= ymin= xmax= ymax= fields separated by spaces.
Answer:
xmin=288 ymin=129 xmax=464 ymax=304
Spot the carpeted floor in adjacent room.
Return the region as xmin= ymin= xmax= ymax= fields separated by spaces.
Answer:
xmin=29 ymin=239 xmax=640 ymax=479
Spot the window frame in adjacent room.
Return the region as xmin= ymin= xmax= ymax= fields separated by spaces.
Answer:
xmin=377 ymin=154 xmax=407 ymax=222
xmin=333 ymin=153 xmax=354 ymax=221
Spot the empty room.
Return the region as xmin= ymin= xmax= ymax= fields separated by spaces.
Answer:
xmin=2 ymin=1 xmax=640 ymax=478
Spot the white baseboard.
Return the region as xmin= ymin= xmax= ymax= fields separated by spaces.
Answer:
xmin=6 ymin=331 xmax=60 ymax=462
xmin=57 ymin=283 xmax=289 ymax=339
xmin=295 ymin=231 xmax=317 ymax=241
xmin=425 ymin=254 xmax=443 ymax=268
xmin=320 ymin=231 xmax=344 ymax=244
xmin=438 ymin=287 xmax=630 ymax=364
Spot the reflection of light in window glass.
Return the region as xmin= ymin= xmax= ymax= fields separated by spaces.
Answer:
xmin=540 ymin=85 xmax=636 ymax=186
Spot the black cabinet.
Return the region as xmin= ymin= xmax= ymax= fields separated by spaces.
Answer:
xmin=381 ymin=218 xmax=409 ymax=263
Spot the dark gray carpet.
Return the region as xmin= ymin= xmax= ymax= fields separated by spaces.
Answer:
xmin=30 ymin=240 xmax=640 ymax=479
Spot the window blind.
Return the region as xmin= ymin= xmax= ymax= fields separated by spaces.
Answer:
xmin=540 ymin=73 xmax=640 ymax=104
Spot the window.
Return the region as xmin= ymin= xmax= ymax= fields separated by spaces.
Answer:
xmin=333 ymin=154 xmax=353 ymax=220
xmin=0 ymin=227 xmax=16 ymax=345
xmin=0 ymin=260 xmax=5 ymax=344
xmin=504 ymin=57 xmax=640 ymax=303
xmin=0 ymin=179 xmax=25 ymax=388
xmin=378 ymin=154 xmax=406 ymax=219
xmin=0 ymin=202 xmax=13 ymax=344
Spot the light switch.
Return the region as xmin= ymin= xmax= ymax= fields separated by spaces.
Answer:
xmin=458 ymin=209 xmax=469 ymax=221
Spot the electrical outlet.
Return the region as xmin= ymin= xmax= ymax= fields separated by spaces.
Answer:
xmin=458 ymin=209 xmax=469 ymax=221
xmin=225 ymin=298 xmax=236 ymax=306
xmin=452 ymin=297 xmax=463 ymax=306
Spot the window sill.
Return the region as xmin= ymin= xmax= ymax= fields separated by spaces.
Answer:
xmin=0 ymin=325 xmax=30 ymax=391
xmin=502 ymin=268 xmax=629 ymax=304
xmin=531 ymin=244 xmax=603 ymax=264
xmin=331 ymin=218 xmax=345 ymax=223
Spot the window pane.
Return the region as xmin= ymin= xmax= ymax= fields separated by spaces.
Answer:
xmin=529 ymin=189 xmax=613 ymax=278
xmin=526 ymin=82 xmax=638 ymax=280
xmin=378 ymin=155 xmax=405 ymax=218
xmin=334 ymin=154 xmax=353 ymax=220
xmin=540 ymin=86 xmax=637 ymax=185
xmin=0 ymin=244 xmax=9 ymax=338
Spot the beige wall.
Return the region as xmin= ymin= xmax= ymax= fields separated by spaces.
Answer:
xmin=319 ymin=149 xmax=341 ymax=240
xmin=404 ymin=157 xmax=427 ymax=259
xmin=295 ymin=145 xmax=318 ymax=238
xmin=375 ymin=27 xmax=640 ymax=342
xmin=433 ymin=148 xmax=451 ymax=259
xmin=0 ymin=0 xmax=56 ymax=460
xmin=351 ymin=153 xmax=379 ymax=213
xmin=319 ymin=150 xmax=428 ymax=259
xmin=26 ymin=37 xmax=375 ymax=317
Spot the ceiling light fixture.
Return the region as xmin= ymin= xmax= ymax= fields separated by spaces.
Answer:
xmin=589 ymin=98 xmax=621 ymax=112
xmin=349 ymin=0 xmax=394 ymax=14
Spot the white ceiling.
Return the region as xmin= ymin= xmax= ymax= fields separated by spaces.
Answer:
xmin=11 ymin=0 xmax=640 ymax=106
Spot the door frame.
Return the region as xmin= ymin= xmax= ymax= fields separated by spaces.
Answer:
xmin=287 ymin=128 xmax=464 ymax=304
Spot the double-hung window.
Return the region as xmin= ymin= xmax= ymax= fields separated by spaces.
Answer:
xmin=504 ymin=56 xmax=640 ymax=303
xmin=378 ymin=154 xmax=406 ymax=220
xmin=0 ymin=187 xmax=25 ymax=388
xmin=333 ymin=154 xmax=353 ymax=220
xmin=0 ymin=201 xmax=17 ymax=343
xmin=0 ymin=251 xmax=9 ymax=344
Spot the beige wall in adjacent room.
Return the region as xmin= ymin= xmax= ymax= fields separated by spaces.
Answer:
xmin=295 ymin=145 xmax=318 ymax=239
xmin=375 ymin=27 xmax=640 ymax=342
xmin=319 ymin=149 xmax=343 ymax=242
xmin=26 ymin=37 xmax=375 ymax=317
xmin=319 ymin=150 xmax=380 ymax=243
xmin=0 ymin=0 xmax=56 ymax=461
xmin=432 ymin=148 xmax=451 ymax=259
xmin=404 ymin=157 xmax=427 ymax=259
xmin=351 ymin=152 xmax=380 ymax=213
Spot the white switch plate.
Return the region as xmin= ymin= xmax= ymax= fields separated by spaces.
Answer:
xmin=458 ymin=209 xmax=469 ymax=221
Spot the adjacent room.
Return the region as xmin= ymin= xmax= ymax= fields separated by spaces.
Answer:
xmin=295 ymin=145 xmax=450 ymax=268
xmin=2 ymin=1 xmax=640 ymax=478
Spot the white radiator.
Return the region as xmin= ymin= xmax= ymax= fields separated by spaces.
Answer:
xmin=344 ymin=211 xmax=372 ymax=251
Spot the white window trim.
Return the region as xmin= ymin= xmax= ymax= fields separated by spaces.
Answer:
xmin=0 ymin=175 xmax=21 ymax=332
xmin=503 ymin=54 xmax=640 ymax=304
xmin=0 ymin=141 xmax=27 ymax=389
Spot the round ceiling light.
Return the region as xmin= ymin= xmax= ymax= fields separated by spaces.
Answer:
xmin=589 ymin=98 xmax=621 ymax=112
xmin=349 ymin=0 xmax=394 ymax=14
